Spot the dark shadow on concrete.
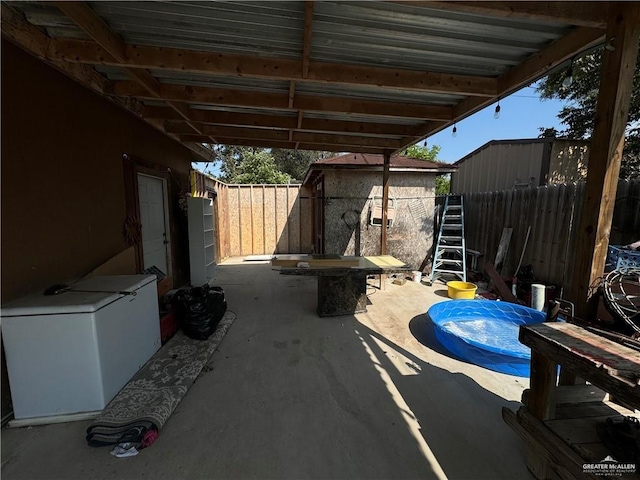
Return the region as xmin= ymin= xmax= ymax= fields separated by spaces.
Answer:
xmin=433 ymin=289 xmax=449 ymax=298
xmin=356 ymin=320 xmax=529 ymax=480
xmin=0 ymin=261 xmax=530 ymax=480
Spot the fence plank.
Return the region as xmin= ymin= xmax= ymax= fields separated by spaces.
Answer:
xmin=227 ymin=186 xmax=241 ymax=256
xmin=463 ymin=178 xmax=639 ymax=293
xmin=192 ymin=169 xmax=637 ymax=269
xmin=287 ymin=185 xmax=301 ymax=253
xmin=276 ymin=186 xmax=289 ymax=254
xmin=264 ymin=186 xmax=277 ymax=254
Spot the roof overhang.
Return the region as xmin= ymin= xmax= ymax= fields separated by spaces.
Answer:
xmin=1 ymin=1 xmax=608 ymax=158
xmin=303 ymin=163 xmax=456 ymax=185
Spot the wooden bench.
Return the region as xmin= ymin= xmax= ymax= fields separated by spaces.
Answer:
xmin=503 ymin=322 xmax=640 ymax=480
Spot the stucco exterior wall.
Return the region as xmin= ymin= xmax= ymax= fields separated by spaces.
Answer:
xmin=322 ymin=170 xmax=436 ymax=269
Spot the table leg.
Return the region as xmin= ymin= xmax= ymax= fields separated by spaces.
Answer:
xmin=526 ymin=350 xmax=558 ymax=479
xmin=317 ymin=274 xmax=367 ymax=317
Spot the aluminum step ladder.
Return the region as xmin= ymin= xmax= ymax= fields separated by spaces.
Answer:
xmin=430 ymin=194 xmax=466 ymax=284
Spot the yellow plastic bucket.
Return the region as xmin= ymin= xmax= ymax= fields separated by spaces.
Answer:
xmin=446 ymin=281 xmax=478 ymax=299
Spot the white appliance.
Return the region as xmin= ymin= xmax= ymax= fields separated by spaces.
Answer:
xmin=1 ymin=275 xmax=161 ymax=421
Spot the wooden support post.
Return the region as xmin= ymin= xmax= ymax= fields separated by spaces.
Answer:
xmin=568 ymin=3 xmax=640 ymax=320
xmin=381 ymin=152 xmax=391 ymax=255
xmin=380 ymin=152 xmax=391 ymax=290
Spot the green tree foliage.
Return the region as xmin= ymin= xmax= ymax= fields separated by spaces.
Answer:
xmin=271 ymin=148 xmax=332 ymax=181
xmin=537 ymin=47 xmax=640 ymax=179
xmin=214 ymin=146 xmax=291 ymax=184
xmin=213 ymin=145 xmax=257 ymax=181
xmin=435 ymin=176 xmax=451 ymax=195
xmin=403 ymin=143 xmax=450 ymax=194
xmin=213 ymin=145 xmax=330 ymax=184
xmin=404 ymin=143 xmax=441 ymax=161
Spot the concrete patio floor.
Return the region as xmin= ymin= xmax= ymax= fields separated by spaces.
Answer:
xmin=2 ymin=258 xmax=532 ymax=480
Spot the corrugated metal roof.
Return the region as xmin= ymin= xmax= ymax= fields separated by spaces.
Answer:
xmin=302 ymin=111 xmax=423 ymax=126
xmin=91 ymin=1 xmax=306 ymax=58
xmin=15 ymin=1 xmax=306 ymax=56
xmin=312 ymin=1 xmax=572 ymax=76
xmin=97 ymin=65 xmax=291 ymax=92
xmin=188 ymin=104 xmax=298 ymax=118
xmin=296 ymin=82 xmax=462 ymax=105
xmin=4 ymin=1 xmax=602 ymax=155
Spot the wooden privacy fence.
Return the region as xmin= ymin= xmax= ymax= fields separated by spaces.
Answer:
xmin=461 ymin=178 xmax=640 ymax=291
xmin=191 ymin=171 xmax=313 ymax=260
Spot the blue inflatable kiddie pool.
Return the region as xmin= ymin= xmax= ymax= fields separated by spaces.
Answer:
xmin=428 ymin=299 xmax=546 ymax=377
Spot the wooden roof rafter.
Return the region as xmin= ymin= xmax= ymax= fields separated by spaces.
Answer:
xmin=53 ymin=1 xmax=217 ymax=145
xmin=180 ymin=128 xmax=406 ymax=149
xmin=111 ymin=82 xmax=454 ymax=120
xmin=154 ymin=108 xmax=431 ymax=137
xmin=177 ymin=136 xmax=390 ymax=155
xmin=291 ymin=0 xmax=314 ymax=148
xmin=0 ymin=2 xmax=212 ymax=160
xmin=46 ymin=39 xmax=498 ymax=97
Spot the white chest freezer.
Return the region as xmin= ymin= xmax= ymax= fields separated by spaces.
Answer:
xmin=1 ymin=275 xmax=161 ymax=421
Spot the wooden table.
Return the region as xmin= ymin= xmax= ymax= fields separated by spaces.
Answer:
xmin=503 ymin=322 xmax=640 ymax=480
xmin=272 ymin=255 xmax=411 ymax=317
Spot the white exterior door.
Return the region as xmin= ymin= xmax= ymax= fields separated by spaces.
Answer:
xmin=138 ymin=174 xmax=169 ymax=275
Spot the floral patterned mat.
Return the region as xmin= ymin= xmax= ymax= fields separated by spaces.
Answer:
xmin=86 ymin=311 xmax=236 ymax=447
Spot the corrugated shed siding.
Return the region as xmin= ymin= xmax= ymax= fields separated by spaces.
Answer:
xmin=462 ymin=178 xmax=640 ymax=292
xmin=451 ymin=142 xmax=546 ymax=193
xmin=322 ymin=170 xmax=435 ymax=269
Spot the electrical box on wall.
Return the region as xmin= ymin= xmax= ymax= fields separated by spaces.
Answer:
xmin=369 ymin=197 xmax=396 ymax=227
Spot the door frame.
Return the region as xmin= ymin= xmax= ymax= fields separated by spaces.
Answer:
xmin=137 ymin=172 xmax=172 ymax=277
xmin=122 ymin=154 xmax=173 ymax=278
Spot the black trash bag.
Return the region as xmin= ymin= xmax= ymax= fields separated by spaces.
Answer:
xmin=172 ymin=285 xmax=227 ymax=340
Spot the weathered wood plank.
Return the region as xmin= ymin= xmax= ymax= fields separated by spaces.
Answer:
xmin=546 ymin=415 xmax=615 ymax=445
xmin=520 ymin=323 xmax=640 ymax=410
xmin=113 ymin=81 xmax=453 ymax=120
xmin=555 ymin=400 xmax=633 ymax=420
xmin=529 ymin=350 xmax=558 ymax=421
xmin=49 ymin=37 xmax=497 ymax=96
xmin=502 ymin=407 xmax=593 ymax=480
xmin=485 ymin=261 xmax=519 ymax=303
